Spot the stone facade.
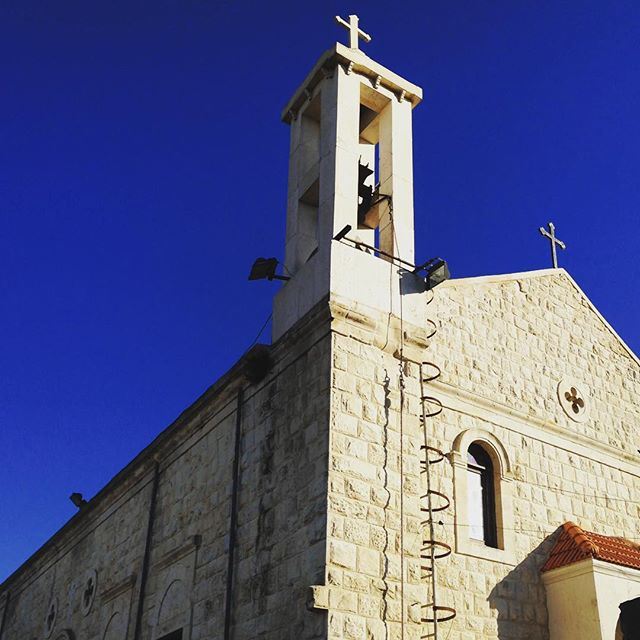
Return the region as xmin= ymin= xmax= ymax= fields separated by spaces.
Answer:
xmin=1 ymin=269 xmax=639 ymax=640
xmin=313 ymin=269 xmax=640 ymax=640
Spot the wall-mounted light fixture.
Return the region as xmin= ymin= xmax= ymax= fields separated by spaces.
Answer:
xmin=248 ymin=257 xmax=290 ymax=282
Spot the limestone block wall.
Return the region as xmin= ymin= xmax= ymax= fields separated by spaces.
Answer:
xmin=422 ymin=270 xmax=640 ymax=639
xmin=430 ymin=270 xmax=640 ymax=457
xmin=317 ymin=271 xmax=640 ymax=640
xmin=304 ymin=297 xmax=431 ymax=640
xmin=0 ymin=305 xmax=332 ymax=640
xmin=0 ymin=478 xmax=149 ymax=640
xmin=196 ymin=326 xmax=331 ymax=640
xmin=321 ymin=332 xmax=427 ymax=640
xmin=422 ymin=383 xmax=640 ymax=639
xmin=3 ymin=269 xmax=638 ymax=640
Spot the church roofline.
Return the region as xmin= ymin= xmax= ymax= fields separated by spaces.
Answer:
xmin=0 ymin=297 xmax=335 ymax=595
xmin=0 ymin=345 xmax=257 ymax=593
xmin=440 ymin=266 xmax=561 ymax=286
xmin=441 ymin=267 xmax=640 ymax=369
xmin=281 ymin=42 xmax=423 ymax=124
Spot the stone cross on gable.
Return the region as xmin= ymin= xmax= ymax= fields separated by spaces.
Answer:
xmin=335 ymin=14 xmax=372 ymax=50
xmin=539 ymin=221 xmax=566 ymax=268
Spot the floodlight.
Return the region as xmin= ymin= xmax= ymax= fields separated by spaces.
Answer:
xmin=333 ymin=224 xmax=352 ymax=241
xmin=424 ymin=259 xmax=450 ymax=290
xmin=248 ymin=257 xmax=290 ymax=282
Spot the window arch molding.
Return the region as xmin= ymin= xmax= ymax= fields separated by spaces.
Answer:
xmin=452 ymin=429 xmax=512 ymax=477
xmin=450 ymin=428 xmax=516 ymax=565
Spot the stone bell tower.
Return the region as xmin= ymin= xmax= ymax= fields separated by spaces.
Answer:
xmin=273 ymin=16 xmax=425 ymax=340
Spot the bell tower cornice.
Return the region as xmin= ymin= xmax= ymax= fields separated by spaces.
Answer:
xmin=282 ymin=43 xmax=423 ymax=124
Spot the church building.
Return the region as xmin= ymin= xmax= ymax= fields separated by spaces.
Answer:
xmin=1 ymin=15 xmax=639 ymax=640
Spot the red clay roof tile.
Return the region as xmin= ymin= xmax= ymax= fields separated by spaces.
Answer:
xmin=541 ymin=521 xmax=640 ymax=573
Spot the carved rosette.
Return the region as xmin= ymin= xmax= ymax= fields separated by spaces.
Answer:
xmin=557 ymin=378 xmax=590 ymax=423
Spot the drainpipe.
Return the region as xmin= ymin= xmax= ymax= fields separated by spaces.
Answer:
xmin=133 ymin=460 xmax=160 ymax=640
xmin=223 ymin=388 xmax=244 ymax=640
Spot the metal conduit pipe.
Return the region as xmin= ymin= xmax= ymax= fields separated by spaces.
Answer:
xmin=133 ymin=460 xmax=160 ymax=640
xmin=224 ymin=387 xmax=244 ymax=640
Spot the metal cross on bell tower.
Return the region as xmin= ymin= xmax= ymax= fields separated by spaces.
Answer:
xmin=335 ymin=14 xmax=372 ymax=49
xmin=539 ymin=221 xmax=566 ymax=268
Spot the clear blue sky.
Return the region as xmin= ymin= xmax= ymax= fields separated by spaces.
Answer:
xmin=2 ymin=1 xmax=639 ymax=581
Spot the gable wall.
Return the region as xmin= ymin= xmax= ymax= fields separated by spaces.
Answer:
xmin=316 ymin=277 xmax=640 ymax=640
xmin=430 ymin=271 xmax=639 ymax=456
xmin=425 ymin=271 xmax=640 ymax=638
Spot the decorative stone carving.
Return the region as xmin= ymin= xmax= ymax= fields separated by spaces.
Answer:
xmin=102 ymin=612 xmax=124 ymax=640
xmin=81 ymin=568 xmax=98 ymax=615
xmin=557 ymin=379 xmax=590 ymax=422
xmin=99 ymin=574 xmax=136 ymax=640
xmin=44 ymin=597 xmax=58 ymax=638
xmin=152 ymin=536 xmax=200 ymax=640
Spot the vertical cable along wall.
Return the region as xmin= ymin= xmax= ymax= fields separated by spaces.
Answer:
xmin=418 ymin=293 xmax=456 ymax=639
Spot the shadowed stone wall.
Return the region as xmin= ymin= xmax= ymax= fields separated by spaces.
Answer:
xmin=0 ymin=304 xmax=332 ymax=640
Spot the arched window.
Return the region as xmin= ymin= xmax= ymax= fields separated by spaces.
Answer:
xmin=466 ymin=443 xmax=498 ymax=548
xmin=451 ymin=429 xmax=515 ymax=564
